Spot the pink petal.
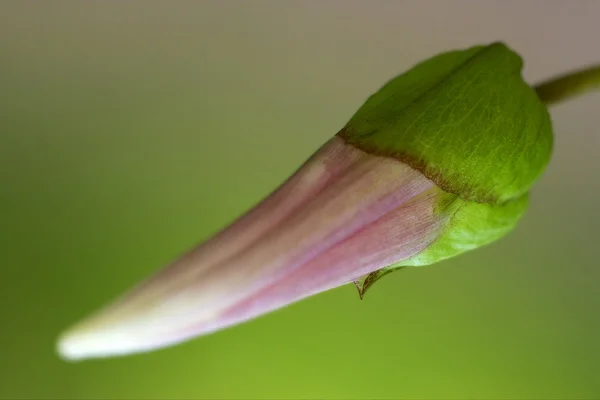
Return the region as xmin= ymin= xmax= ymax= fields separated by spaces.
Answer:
xmin=57 ymin=137 xmax=445 ymax=360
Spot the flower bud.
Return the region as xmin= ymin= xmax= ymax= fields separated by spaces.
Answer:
xmin=57 ymin=42 xmax=552 ymax=361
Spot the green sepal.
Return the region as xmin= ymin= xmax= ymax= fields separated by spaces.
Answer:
xmin=402 ymin=191 xmax=529 ymax=266
xmin=339 ymin=42 xmax=553 ymax=205
xmin=355 ymin=189 xmax=529 ymax=297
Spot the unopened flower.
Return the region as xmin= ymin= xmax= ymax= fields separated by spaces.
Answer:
xmin=58 ymin=42 xmax=559 ymax=360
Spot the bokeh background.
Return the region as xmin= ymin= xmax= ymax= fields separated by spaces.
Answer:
xmin=1 ymin=1 xmax=599 ymax=399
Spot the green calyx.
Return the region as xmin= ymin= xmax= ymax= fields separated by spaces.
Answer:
xmin=355 ymin=190 xmax=530 ymax=297
xmin=339 ymin=42 xmax=553 ymax=205
xmin=347 ymin=43 xmax=555 ymax=296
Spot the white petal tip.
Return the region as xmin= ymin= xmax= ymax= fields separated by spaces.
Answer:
xmin=56 ymin=330 xmax=96 ymax=362
xmin=56 ymin=323 xmax=145 ymax=362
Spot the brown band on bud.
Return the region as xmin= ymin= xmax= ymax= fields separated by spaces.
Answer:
xmin=336 ymin=128 xmax=494 ymax=204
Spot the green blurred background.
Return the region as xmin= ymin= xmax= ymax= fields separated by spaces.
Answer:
xmin=1 ymin=1 xmax=599 ymax=399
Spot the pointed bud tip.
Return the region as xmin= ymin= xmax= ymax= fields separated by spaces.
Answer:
xmin=56 ymin=325 xmax=129 ymax=362
xmin=56 ymin=315 xmax=159 ymax=361
xmin=56 ymin=329 xmax=100 ymax=362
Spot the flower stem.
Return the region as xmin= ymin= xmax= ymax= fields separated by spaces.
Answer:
xmin=535 ymin=64 xmax=600 ymax=106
